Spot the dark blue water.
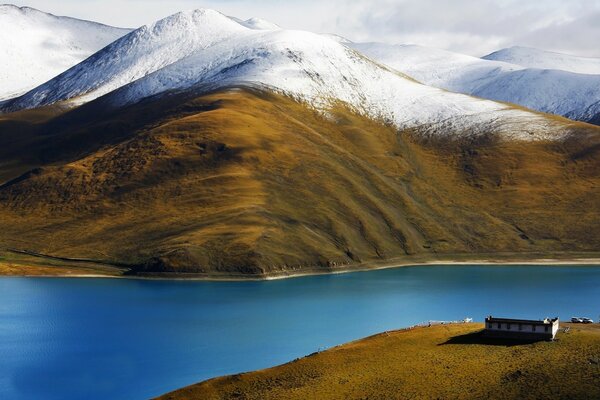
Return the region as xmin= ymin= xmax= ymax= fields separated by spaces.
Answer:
xmin=0 ymin=265 xmax=599 ymax=399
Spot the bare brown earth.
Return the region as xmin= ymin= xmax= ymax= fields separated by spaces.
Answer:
xmin=157 ymin=323 xmax=600 ymax=400
xmin=0 ymin=88 xmax=599 ymax=276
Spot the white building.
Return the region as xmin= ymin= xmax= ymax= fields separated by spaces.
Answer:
xmin=484 ymin=316 xmax=559 ymax=341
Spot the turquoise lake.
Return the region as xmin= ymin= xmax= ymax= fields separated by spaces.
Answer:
xmin=0 ymin=265 xmax=599 ymax=399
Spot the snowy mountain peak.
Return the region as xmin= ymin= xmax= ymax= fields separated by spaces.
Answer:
xmin=0 ymin=4 xmax=125 ymax=31
xmin=0 ymin=3 xmax=130 ymax=100
xmin=348 ymin=42 xmax=520 ymax=89
xmin=0 ymin=8 xmax=251 ymax=107
xmin=234 ymin=16 xmax=281 ymax=30
xmin=351 ymin=41 xmax=600 ymax=124
xmin=146 ymin=8 xmax=247 ymax=37
xmin=321 ymin=33 xmax=353 ymax=44
xmin=1 ymin=4 xmax=46 ymax=15
xmin=483 ymin=46 xmax=600 ymax=75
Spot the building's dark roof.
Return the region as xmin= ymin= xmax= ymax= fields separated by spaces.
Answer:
xmin=485 ymin=316 xmax=558 ymax=325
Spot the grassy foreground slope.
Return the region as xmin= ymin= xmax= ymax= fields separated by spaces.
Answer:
xmin=0 ymin=88 xmax=599 ymax=276
xmin=158 ymin=323 xmax=600 ymax=400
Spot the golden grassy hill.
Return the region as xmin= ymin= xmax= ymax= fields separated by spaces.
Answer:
xmin=158 ymin=323 xmax=600 ymax=400
xmin=0 ymin=88 xmax=599 ymax=276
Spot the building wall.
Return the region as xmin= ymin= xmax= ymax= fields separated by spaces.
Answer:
xmin=485 ymin=320 xmax=559 ymax=339
xmin=485 ymin=321 xmax=552 ymax=335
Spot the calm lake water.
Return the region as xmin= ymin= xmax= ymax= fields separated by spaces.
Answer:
xmin=0 ymin=265 xmax=599 ymax=399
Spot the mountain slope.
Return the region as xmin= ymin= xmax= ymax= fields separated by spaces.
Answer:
xmin=483 ymin=46 xmax=600 ymax=75
xmin=580 ymin=100 xmax=600 ymax=125
xmin=0 ymin=9 xmax=571 ymax=141
xmin=230 ymin=16 xmax=280 ymax=30
xmin=475 ymin=68 xmax=600 ymax=118
xmin=350 ymin=43 xmax=600 ymax=125
xmin=0 ymin=9 xmax=598 ymax=276
xmin=0 ymin=88 xmax=598 ymax=276
xmin=0 ymin=4 xmax=130 ymax=100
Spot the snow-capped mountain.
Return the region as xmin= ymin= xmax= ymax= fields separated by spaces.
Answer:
xmin=350 ymin=42 xmax=600 ymax=124
xmin=349 ymin=43 xmax=521 ymax=93
xmin=579 ymin=100 xmax=600 ymax=125
xmin=0 ymin=4 xmax=130 ymax=100
xmin=0 ymin=8 xmax=598 ymax=281
xmin=483 ymin=46 xmax=600 ymax=75
xmin=1 ymin=9 xmax=571 ymax=141
xmin=230 ymin=16 xmax=280 ymax=30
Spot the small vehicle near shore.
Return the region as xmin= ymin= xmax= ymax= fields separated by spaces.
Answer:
xmin=571 ymin=317 xmax=594 ymax=323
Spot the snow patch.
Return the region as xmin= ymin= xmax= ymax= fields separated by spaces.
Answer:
xmin=0 ymin=4 xmax=130 ymax=100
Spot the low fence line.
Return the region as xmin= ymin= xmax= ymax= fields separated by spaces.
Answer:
xmin=416 ymin=318 xmax=473 ymax=327
xmin=388 ymin=318 xmax=474 ymax=334
xmin=316 ymin=318 xmax=473 ymax=354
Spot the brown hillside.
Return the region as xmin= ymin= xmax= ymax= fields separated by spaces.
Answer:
xmin=157 ymin=323 xmax=600 ymax=400
xmin=0 ymin=88 xmax=599 ymax=276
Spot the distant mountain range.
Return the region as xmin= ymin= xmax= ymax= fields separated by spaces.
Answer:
xmin=0 ymin=6 xmax=598 ymax=276
xmin=1 ymin=5 xmax=599 ymax=125
xmin=349 ymin=43 xmax=600 ymax=125
xmin=483 ymin=46 xmax=600 ymax=74
xmin=1 ymin=9 xmax=569 ymax=141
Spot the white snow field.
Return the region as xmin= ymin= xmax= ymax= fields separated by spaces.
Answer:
xmin=0 ymin=5 xmax=130 ymax=100
xmin=483 ymin=46 xmax=600 ymax=75
xmin=350 ymin=42 xmax=600 ymax=124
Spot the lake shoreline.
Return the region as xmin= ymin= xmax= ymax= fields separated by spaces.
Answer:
xmin=2 ymin=253 xmax=600 ymax=281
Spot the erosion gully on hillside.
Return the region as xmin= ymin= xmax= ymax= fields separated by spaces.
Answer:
xmin=0 ymin=88 xmax=599 ymax=277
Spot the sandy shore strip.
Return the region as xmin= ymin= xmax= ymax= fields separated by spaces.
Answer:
xmin=2 ymin=254 xmax=600 ymax=281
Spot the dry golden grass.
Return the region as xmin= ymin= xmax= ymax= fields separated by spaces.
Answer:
xmin=158 ymin=323 xmax=600 ymax=400
xmin=0 ymin=88 xmax=599 ymax=275
xmin=0 ymin=262 xmax=119 ymax=276
xmin=0 ymin=250 xmax=126 ymax=276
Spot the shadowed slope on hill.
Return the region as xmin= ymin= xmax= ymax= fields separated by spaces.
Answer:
xmin=0 ymin=88 xmax=599 ymax=276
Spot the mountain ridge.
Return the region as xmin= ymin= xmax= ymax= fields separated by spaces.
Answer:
xmin=350 ymin=42 xmax=600 ymax=125
xmin=483 ymin=45 xmax=600 ymax=74
xmin=0 ymin=9 xmax=579 ymax=142
xmin=0 ymin=4 xmax=130 ymax=100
